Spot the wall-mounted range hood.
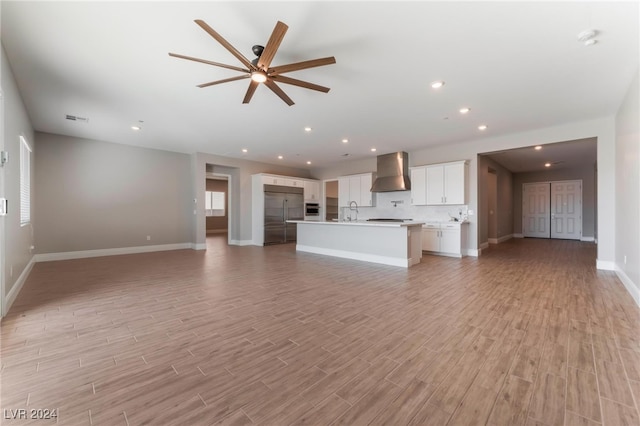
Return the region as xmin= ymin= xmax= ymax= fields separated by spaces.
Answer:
xmin=370 ymin=151 xmax=411 ymax=192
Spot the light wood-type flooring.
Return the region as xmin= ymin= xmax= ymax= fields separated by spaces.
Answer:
xmin=1 ymin=236 xmax=639 ymax=425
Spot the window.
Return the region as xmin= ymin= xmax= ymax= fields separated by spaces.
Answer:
xmin=205 ymin=191 xmax=225 ymax=217
xmin=20 ymin=136 xmax=32 ymax=225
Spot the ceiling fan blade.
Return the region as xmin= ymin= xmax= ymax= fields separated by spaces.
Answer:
xmin=242 ymin=80 xmax=259 ymax=104
xmin=269 ymin=56 xmax=336 ymax=75
xmin=271 ymin=75 xmax=330 ymax=93
xmin=197 ymin=74 xmax=250 ymax=88
xmin=169 ymin=53 xmax=249 ymax=74
xmin=194 ymin=19 xmax=256 ymax=70
xmin=264 ymin=80 xmax=294 ymax=106
xmin=257 ymin=21 xmax=288 ymax=70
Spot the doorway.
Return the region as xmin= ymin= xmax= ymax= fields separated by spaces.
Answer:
xmin=324 ymin=180 xmax=338 ymax=221
xmin=523 ymin=180 xmax=582 ymax=240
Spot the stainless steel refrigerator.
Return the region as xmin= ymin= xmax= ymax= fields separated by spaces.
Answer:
xmin=264 ymin=185 xmax=304 ymax=245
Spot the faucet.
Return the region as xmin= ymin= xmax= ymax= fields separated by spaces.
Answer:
xmin=349 ymin=201 xmax=359 ymax=221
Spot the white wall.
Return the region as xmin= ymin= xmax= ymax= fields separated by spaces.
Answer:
xmin=615 ymin=68 xmax=639 ymax=305
xmin=1 ymin=44 xmax=35 ymax=315
xmin=311 ymin=116 xmax=617 ymax=265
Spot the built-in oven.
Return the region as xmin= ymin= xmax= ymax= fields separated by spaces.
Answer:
xmin=304 ymin=202 xmax=320 ymax=221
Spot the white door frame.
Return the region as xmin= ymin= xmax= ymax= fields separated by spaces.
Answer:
xmin=0 ymin=88 xmax=5 ymax=317
xmin=206 ymin=172 xmax=232 ymax=245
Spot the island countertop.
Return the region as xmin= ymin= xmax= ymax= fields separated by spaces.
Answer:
xmin=287 ymin=220 xmax=425 ymax=228
xmin=288 ymin=220 xmax=423 ymax=267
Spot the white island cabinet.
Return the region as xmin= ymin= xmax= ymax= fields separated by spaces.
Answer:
xmin=422 ymin=222 xmax=468 ymax=258
xmin=289 ymin=220 xmax=424 ymax=268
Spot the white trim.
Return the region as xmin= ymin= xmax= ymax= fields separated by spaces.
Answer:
xmin=596 ymin=259 xmax=615 ymax=271
xmin=513 ymin=233 xmax=524 ymax=238
xmin=230 ymin=240 xmax=253 ymax=246
xmin=192 ymin=243 xmax=207 ymax=250
xmin=466 ymin=248 xmax=481 ymax=257
xmin=580 ymin=236 xmax=595 ymax=242
xmin=480 ymin=241 xmax=490 ymax=250
xmin=4 ymin=257 xmax=36 ymax=315
xmin=296 ymin=244 xmax=411 ymax=268
xmin=615 ymin=267 xmax=640 ymax=308
xmin=34 ymin=243 xmax=193 ymax=262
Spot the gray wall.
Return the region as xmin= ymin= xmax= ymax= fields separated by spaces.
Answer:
xmin=615 ymin=68 xmax=639 ymax=303
xmin=478 ymin=155 xmax=514 ymax=244
xmin=512 ymin=165 xmax=596 ymax=239
xmin=34 ymin=132 xmax=193 ymax=253
xmin=1 ymin=44 xmax=35 ymax=312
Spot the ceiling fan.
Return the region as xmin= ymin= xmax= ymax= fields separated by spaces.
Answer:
xmin=169 ymin=20 xmax=336 ymax=106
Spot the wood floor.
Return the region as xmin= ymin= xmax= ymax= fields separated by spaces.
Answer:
xmin=1 ymin=236 xmax=639 ymax=425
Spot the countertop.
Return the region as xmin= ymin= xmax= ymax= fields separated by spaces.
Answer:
xmin=288 ymin=220 xmax=425 ymax=228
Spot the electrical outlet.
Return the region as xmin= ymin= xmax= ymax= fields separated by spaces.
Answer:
xmin=146 ymin=235 xmax=151 ymax=241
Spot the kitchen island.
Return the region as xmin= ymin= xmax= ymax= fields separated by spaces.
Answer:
xmin=287 ymin=220 xmax=424 ymax=268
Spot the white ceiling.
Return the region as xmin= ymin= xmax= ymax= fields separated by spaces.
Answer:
xmin=2 ymin=1 xmax=638 ymax=169
xmin=482 ymin=137 xmax=597 ymax=173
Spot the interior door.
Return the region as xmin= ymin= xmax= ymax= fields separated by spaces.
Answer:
xmin=551 ymin=180 xmax=582 ymax=240
xmin=523 ymin=183 xmax=550 ymax=238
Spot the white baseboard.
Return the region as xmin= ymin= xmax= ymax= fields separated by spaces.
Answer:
xmin=4 ymin=257 xmax=36 ymax=315
xmin=192 ymin=243 xmax=207 ymax=250
xmin=480 ymin=242 xmax=489 ymax=250
xmin=596 ymin=259 xmax=615 ymax=271
xmin=465 ymin=248 xmax=481 ymax=257
xmin=580 ymin=237 xmax=595 ymax=242
xmin=230 ymin=240 xmax=254 ymax=246
xmin=34 ymin=243 xmax=193 ymax=262
xmin=615 ymin=266 xmax=640 ymax=308
xmin=296 ymin=244 xmax=410 ymax=268
xmin=513 ymin=233 xmax=524 ymax=238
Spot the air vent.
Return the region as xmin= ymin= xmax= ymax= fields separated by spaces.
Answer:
xmin=65 ymin=114 xmax=89 ymax=123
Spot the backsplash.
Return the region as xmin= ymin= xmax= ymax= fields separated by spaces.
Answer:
xmin=339 ymin=191 xmax=468 ymax=222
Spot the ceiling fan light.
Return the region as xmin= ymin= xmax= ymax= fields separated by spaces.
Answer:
xmin=251 ymin=71 xmax=267 ymax=83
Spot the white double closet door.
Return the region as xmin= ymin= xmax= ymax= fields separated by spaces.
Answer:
xmin=523 ymin=180 xmax=582 ymax=240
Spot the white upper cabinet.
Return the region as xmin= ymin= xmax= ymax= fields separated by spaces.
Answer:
xmin=338 ymin=173 xmax=375 ymax=207
xmin=303 ymin=180 xmax=320 ymax=200
xmin=415 ymin=161 xmax=468 ymax=205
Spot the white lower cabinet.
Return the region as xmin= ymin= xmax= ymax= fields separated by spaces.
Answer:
xmin=422 ymin=222 xmax=467 ymax=258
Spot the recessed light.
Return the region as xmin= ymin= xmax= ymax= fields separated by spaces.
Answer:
xmin=534 ymin=145 xmax=542 ymax=150
xmin=545 ymin=162 xmax=551 ymax=167
xmin=431 ymin=81 xmax=445 ymax=89
xmin=342 ymin=139 xmax=348 ymax=143
xmin=459 ymin=107 xmax=470 ymax=114
xmin=131 ymin=125 xmax=141 ymax=131
xmin=306 ymin=161 xmax=312 ymax=165
xmin=277 ymin=155 xmax=283 ymax=160
xmin=478 ymin=125 xmax=488 ymax=131
xmin=371 ymin=148 xmax=377 ymax=152
xmin=304 ymin=127 xmax=312 ymax=132
xmin=241 ymin=148 xmax=248 ymax=153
